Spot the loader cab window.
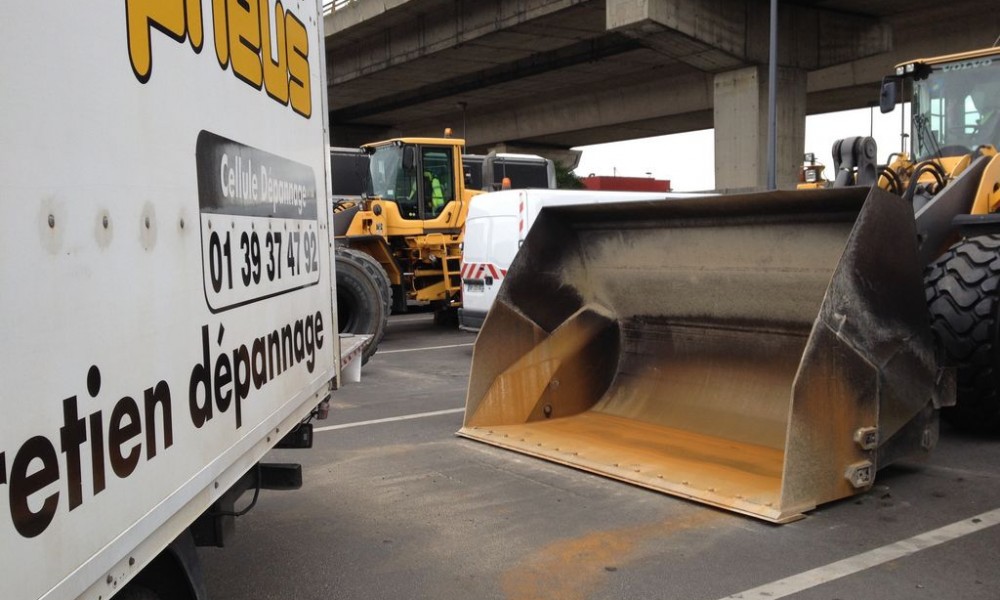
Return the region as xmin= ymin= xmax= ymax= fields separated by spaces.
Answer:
xmin=368 ymin=144 xmax=407 ymax=200
xmin=912 ymin=55 xmax=1000 ymax=159
xmin=367 ymin=144 xmax=455 ymax=220
xmin=420 ymin=146 xmax=455 ymax=219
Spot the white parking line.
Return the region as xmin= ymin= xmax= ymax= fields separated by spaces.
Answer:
xmin=378 ymin=343 xmax=474 ymax=354
xmin=390 ymin=314 xmax=435 ymax=322
xmin=718 ymin=507 xmax=1000 ymax=599
xmin=314 ymin=407 xmax=465 ymax=432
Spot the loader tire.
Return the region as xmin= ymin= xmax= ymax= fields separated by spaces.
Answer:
xmin=433 ymin=306 xmax=459 ymax=327
xmin=925 ymin=234 xmax=1000 ymax=433
xmin=391 ymin=284 xmax=409 ymax=314
xmin=335 ymin=247 xmax=391 ymax=364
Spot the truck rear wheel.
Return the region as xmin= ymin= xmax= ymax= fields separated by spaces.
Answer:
xmin=335 ymin=247 xmax=391 ymax=364
xmin=925 ymin=234 xmax=1000 ymax=432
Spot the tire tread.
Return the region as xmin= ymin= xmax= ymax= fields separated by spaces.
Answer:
xmin=925 ymin=234 xmax=1000 ymax=432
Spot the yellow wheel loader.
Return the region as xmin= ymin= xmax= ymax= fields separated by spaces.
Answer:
xmin=834 ymin=47 xmax=1000 ymax=433
xmin=332 ymin=134 xmax=484 ymax=360
xmin=460 ymin=46 xmax=1000 ymax=523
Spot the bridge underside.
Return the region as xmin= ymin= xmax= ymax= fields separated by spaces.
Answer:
xmin=325 ymin=0 xmax=997 ymax=189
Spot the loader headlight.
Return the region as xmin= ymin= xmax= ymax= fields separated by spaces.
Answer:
xmin=804 ymin=168 xmax=818 ymax=183
xmin=905 ymin=63 xmax=915 ymax=74
xmin=895 ymin=66 xmax=905 ymax=76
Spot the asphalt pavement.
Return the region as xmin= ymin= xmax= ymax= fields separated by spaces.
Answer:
xmin=201 ymin=310 xmax=1000 ymax=600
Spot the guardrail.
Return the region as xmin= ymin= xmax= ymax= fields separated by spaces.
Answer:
xmin=322 ymin=0 xmax=354 ymax=15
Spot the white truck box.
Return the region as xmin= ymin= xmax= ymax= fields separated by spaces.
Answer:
xmin=0 ymin=2 xmax=351 ymax=598
xmin=459 ymin=189 xmax=708 ymax=331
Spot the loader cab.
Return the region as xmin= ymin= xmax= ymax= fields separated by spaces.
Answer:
xmin=366 ymin=140 xmax=457 ymax=221
xmin=884 ymin=50 xmax=1000 ymax=160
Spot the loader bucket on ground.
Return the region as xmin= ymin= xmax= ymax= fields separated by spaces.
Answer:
xmin=459 ymin=187 xmax=948 ymax=523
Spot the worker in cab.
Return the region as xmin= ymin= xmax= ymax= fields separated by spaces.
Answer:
xmin=422 ymin=169 xmax=445 ymax=216
xmin=404 ymin=168 xmax=443 ymax=218
xmin=971 ymin=79 xmax=1000 ymax=147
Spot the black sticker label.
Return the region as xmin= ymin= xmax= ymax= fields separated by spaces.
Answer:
xmin=196 ymin=131 xmax=321 ymax=312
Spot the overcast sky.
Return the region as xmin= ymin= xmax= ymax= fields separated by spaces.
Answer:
xmin=573 ymin=104 xmax=912 ymax=191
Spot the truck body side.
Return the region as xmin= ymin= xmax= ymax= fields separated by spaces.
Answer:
xmin=0 ymin=1 xmax=343 ymax=598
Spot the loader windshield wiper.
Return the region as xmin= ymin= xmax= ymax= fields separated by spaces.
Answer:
xmin=914 ymin=113 xmax=944 ymax=161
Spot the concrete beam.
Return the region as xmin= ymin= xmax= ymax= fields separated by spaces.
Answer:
xmin=330 ymin=34 xmax=643 ymax=121
xmin=326 ymin=0 xmax=591 ymax=84
xmin=607 ymin=0 xmax=890 ymax=71
xmin=324 ymin=0 xmax=418 ymax=35
xmin=519 ymin=109 xmax=715 ymax=148
xmin=487 ymin=142 xmax=583 ymax=169
xmin=404 ymin=70 xmax=715 ymax=146
xmin=607 ymin=0 xmax=747 ymax=70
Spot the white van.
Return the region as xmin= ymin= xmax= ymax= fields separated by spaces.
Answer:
xmin=459 ymin=189 xmax=707 ymax=331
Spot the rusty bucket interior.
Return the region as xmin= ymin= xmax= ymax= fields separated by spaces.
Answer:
xmin=459 ymin=187 xmax=945 ymax=523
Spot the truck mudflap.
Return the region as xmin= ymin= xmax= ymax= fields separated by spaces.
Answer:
xmin=459 ymin=187 xmax=951 ymax=523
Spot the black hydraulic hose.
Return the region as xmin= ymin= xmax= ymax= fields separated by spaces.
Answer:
xmin=902 ymin=161 xmax=948 ymax=206
xmin=879 ymin=166 xmax=904 ymax=195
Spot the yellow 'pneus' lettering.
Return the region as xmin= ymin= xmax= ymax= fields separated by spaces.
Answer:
xmin=229 ymin=0 xmax=263 ymax=88
xmin=212 ymin=0 xmax=230 ymax=67
xmin=261 ymin=0 xmax=289 ymax=104
xmin=285 ymin=11 xmax=311 ymax=118
xmin=126 ymin=0 xmax=203 ymax=82
xmin=128 ymin=0 xmax=310 ymax=118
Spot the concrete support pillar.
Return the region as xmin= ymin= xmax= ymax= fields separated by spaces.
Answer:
xmin=713 ymin=65 xmax=806 ymax=192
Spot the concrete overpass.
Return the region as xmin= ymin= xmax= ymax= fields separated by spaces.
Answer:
xmin=324 ymin=0 xmax=999 ymax=189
